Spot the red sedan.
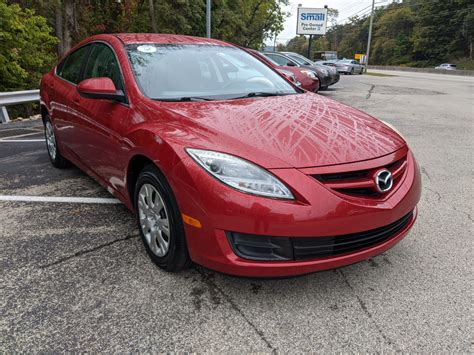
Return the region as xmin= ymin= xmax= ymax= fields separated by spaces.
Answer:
xmin=40 ymin=34 xmax=421 ymax=277
xmin=245 ymin=48 xmax=320 ymax=92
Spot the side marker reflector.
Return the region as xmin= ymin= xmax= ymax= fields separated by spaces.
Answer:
xmin=182 ymin=213 xmax=202 ymax=228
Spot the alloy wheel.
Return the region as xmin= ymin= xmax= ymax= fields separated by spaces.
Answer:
xmin=138 ymin=183 xmax=171 ymax=257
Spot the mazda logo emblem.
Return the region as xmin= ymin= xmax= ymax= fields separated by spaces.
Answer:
xmin=375 ymin=169 xmax=393 ymax=193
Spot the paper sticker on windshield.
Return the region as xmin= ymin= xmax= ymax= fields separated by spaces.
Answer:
xmin=137 ymin=45 xmax=157 ymax=53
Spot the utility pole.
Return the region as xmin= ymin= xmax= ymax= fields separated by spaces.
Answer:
xmin=307 ymin=34 xmax=313 ymax=58
xmin=206 ymin=0 xmax=211 ymax=38
xmin=365 ymin=0 xmax=375 ymax=73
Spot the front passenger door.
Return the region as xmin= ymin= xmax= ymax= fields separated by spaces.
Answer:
xmin=74 ymin=42 xmax=130 ymax=194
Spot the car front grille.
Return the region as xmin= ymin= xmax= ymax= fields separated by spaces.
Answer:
xmin=226 ymin=211 xmax=413 ymax=261
xmin=312 ymin=155 xmax=408 ymax=198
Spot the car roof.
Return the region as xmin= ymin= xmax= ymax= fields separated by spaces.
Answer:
xmin=111 ymin=33 xmax=232 ymax=46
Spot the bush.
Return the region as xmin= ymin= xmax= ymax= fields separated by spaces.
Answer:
xmin=0 ymin=1 xmax=58 ymax=92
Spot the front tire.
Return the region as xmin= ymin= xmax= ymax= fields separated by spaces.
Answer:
xmin=43 ymin=115 xmax=69 ymax=168
xmin=135 ymin=165 xmax=191 ymax=272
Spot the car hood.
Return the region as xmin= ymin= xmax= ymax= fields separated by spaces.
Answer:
xmin=158 ymin=92 xmax=405 ymax=169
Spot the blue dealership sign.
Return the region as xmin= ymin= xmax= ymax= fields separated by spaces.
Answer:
xmin=297 ymin=7 xmax=328 ymax=35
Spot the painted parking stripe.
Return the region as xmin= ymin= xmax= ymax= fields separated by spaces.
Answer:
xmin=0 ymin=139 xmax=45 ymax=142
xmin=0 ymin=195 xmax=121 ymax=204
xmin=2 ymin=131 xmax=45 ymax=139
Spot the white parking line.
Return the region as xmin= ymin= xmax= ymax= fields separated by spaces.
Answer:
xmin=0 ymin=139 xmax=45 ymax=142
xmin=0 ymin=195 xmax=121 ymax=204
xmin=2 ymin=131 xmax=44 ymax=139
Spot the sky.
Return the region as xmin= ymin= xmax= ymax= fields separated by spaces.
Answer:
xmin=271 ymin=0 xmax=393 ymax=45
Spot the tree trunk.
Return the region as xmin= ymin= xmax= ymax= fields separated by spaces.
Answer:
xmin=55 ymin=0 xmax=64 ymax=56
xmin=148 ymin=0 xmax=157 ymax=33
xmin=63 ymin=0 xmax=74 ymax=54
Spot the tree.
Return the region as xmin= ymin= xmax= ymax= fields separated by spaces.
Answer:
xmin=213 ymin=0 xmax=289 ymax=48
xmin=0 ymin=1 xmax=58 ymax=91
xmin=412 ymin=0 xmax=473 ymax=63
xmin=372 ymin=5 xmax=415 ymax=64
xmin=286 ymin=35 xmax=307 ymax=54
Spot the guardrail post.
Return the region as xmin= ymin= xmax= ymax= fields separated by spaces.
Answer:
xmin=0 ymin=106 xmax=10 ymax=123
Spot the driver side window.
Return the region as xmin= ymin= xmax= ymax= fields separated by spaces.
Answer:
xmin=83 ymin=43 xmax=124 ymax=91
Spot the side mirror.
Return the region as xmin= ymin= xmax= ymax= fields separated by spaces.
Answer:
xmin=287 ymin=61 xmax=296 ymax=67
xmin=77 ymin=77 xmax=126 ymax=103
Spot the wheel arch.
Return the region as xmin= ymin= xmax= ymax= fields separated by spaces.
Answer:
xmin=126 ymin=154 xmax=156 ymax=208
xmin=40 ymin=104 xmax=49 ymax=124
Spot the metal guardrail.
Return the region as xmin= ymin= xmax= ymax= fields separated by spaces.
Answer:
xmin=0 ymin=90 xmax=40 ymax=123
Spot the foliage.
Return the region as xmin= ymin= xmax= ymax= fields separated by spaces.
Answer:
xmin=280 ymin=0 xmax=474 ymax=67
xmin=0 ymin=0 xmax=57 ymax=91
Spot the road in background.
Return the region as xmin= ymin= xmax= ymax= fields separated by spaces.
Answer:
xmin=1 ymin=71 xmax=472 ymax=352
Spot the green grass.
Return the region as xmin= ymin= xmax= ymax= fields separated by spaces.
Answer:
xmin=453 ymin=58 xmax=474 ymax=70
xmin=365 ymin=71 xmax=397 ymax=77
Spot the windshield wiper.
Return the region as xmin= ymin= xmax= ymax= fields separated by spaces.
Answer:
xmin=156 ymin=96 xmax=214 ymax=102
xmin=230 ymin=91 xmax=292 ymax=100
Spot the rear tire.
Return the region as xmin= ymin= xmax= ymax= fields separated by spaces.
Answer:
xmin=350 ymin=68 xmax=354 ymax=75
xmin=43 ymin=115 xmax=69 ymax=168
xmin=135 ymin=165 xmax=191 ymax=272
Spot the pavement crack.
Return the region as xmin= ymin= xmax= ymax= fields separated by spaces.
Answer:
xmin=336 ymin=269 xmax=395 ymax=348
xmin=39 ymin=234 xmax=138 ymax=269
xmin=421 ymin=167 xmax=431 ymax=181
xmin=425 ymin=186 xmax=442 ymax=202
xmin=366 ymin=84 xmax=375 ymax=99
xmin=194 ymin=266 xmax=276 ymax=352
xmin=451 ymin=205 xmax=473 ymax=222
xmin=425 ymin=187 xmax=472 ymax=221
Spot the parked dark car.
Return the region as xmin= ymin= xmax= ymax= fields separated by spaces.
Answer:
xmin=280 ymin=51 xmax=340 ymax=87
xmin=262 ymin=52 xmax=334 ymax=90
xmin=246 ymin=49 xmax=319 ymax=92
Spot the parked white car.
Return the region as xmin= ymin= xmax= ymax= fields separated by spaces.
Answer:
xmin=334 ymin=59 xmax=364 ymax=75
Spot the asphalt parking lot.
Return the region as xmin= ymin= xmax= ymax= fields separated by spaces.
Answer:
xmin=1 ymin=70 xmax=472 ymax=352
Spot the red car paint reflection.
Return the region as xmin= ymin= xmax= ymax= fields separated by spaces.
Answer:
xmin=40 ymin=34 xmax=421 ymax=277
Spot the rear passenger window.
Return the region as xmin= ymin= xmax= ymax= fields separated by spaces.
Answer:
xmin=57 ymin=45 xmax=90 ymax=84
xmin=83 ymin=43 xmax=124 ymax=91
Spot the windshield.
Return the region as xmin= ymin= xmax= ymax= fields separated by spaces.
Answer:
xmin=126 ymin=44 xmax=299 ymax=100
xmin=286 ymin=54 xmax=308 ymax=65
xmin=287 ymin=54 xmax=314 ymax=65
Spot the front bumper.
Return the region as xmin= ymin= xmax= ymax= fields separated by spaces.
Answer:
xmin=171 ymin=150 xmax=421 ymax=277
xmin=329 ymin=72 xmax=340 ymax=85
xmin=318 ymin=75 xmax=333 ymax=88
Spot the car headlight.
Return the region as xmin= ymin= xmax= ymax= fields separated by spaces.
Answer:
xmin=320 ymin=68 xmax=329 ymax=76
xmin=186 ymin=149 xmax=294 ymax=199
xmin=301 ymin=69 xmax=317 ymax=79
